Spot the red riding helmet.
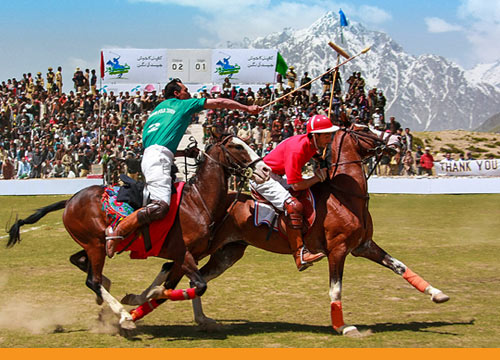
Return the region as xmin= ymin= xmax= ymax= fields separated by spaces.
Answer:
xmin=306 ymin=114 xmax=340 ymax=134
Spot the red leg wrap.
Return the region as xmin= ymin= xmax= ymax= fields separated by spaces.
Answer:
xmin=403 ymin=268 xmax=429 ymax=293
xmin=130 ymin=299 xmax=160 ymax=322
xmin=165 ymin=287 xmax=197 ymax=301
xmin=330 ymin=301 xmax=345 ymax=331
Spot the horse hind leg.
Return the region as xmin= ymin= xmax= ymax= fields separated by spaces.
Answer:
xmin=85 ymin=246 xmax=136 ymax=332
xmin=192 ymin=242 xmax=248 ymax=327
xmin=352 ymin=239 xmax=450 ymax=303
xmin=70 ymin=250 xmax=111 ymax=295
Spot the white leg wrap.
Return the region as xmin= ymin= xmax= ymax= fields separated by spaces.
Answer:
xmin=340 ymin=325 xmax=358 ymax=335
xmin=424 ymin=285 xmax=443 ymax=300
xmin=100 ymin=285 xmax=132 ymax=323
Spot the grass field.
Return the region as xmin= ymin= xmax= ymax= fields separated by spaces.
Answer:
xmin=0 ymin=193 xmax=499 ymax=348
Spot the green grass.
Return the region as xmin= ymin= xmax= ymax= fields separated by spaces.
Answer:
xmin=0 ymin=194 xmax=499 ymax=347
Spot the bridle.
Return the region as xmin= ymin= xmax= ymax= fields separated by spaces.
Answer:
xmin=201 ymin=135 xmax=262 ymax=180
xmin=330 ymin=125 xmax=393 ymax=180
xmin=194 ymin=135 xmax=263 ymax=245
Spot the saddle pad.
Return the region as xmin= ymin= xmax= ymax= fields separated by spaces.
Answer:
xmin=253 ymin=188 xmax=316 ymax=235
xmin=102 ymin=182 xmax=185 ymax=259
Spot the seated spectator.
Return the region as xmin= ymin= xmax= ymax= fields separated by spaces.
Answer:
xmin=17 ymin=157 xmax=31 ymax=179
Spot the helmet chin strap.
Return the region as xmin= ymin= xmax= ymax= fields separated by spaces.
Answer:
xmin=312 ymin=133 xmax=319 ymax=151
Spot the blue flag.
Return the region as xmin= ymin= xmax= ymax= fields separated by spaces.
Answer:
xmin=339 ymin=9 xmax=348 ymax=27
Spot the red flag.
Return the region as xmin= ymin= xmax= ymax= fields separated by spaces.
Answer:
xmin=100 ymin=51 xmax=105 ymax=78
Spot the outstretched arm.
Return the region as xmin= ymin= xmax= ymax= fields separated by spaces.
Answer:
xmin=204 ymin=98 xmax=262 ymax=115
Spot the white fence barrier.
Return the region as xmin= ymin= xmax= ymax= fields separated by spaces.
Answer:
xmin=0 ymin=176 xmax=499 ymax=195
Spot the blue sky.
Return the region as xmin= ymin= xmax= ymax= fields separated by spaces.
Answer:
xmin=1 ymin=0 xmax=498 ymax=91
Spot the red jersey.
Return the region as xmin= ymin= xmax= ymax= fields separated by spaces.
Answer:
xmin=263 ymin=134 xmax=317 ymax=184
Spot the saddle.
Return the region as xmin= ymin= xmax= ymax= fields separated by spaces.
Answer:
xmin=101 ymin=175 xmax=184 ymax=259
xmin=251 ymin=188 xmax=317 ymax=238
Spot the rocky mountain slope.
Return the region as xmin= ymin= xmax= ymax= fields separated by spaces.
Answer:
xmin=224 ymin=11 xmax=500 ymax=131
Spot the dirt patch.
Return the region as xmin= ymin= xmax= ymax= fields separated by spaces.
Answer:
xmin=415 ymin=130 xmax=500 ymax=160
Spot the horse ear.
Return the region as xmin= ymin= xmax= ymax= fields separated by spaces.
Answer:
xmin=339 ymin=111 xmax=349 ymax=126
xmin=210 ymin=126 xmax=223 ymax=142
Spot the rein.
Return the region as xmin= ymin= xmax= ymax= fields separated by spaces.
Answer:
xmin=193 ymin=136 xmax=259 ymax=249
xmin=328 ymin=126 xmax=390 ymax=199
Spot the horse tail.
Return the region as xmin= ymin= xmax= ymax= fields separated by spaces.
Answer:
xmin=7 ymin=200 xmax=68 ymax=248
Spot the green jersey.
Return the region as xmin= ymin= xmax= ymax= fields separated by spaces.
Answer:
xmin=142 ymin=97 xmax=206 ymax=153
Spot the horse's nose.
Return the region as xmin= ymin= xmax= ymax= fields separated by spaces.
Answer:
xmin=252 ymin=161 xmax=271 ymax=184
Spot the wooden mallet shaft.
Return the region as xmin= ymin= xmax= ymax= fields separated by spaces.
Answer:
xmin=262 ymin=47 xmax=371 ymax=109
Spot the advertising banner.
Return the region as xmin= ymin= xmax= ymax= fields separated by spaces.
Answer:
xmin=211 ymin=49 xmax=278 ymax=84
xmin=102 ymin=48 xmax=168 ymax=85
xmin=434 ymin=159 xmax=500 ymax=176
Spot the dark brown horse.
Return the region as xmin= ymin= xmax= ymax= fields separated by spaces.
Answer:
xmin=7 ymin=135 xmax=270 ymax=332
xmin=127 ymin=124 xmax=449 ymax=336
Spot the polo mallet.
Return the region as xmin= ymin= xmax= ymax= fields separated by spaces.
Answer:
xmin=327 ymin=41 xmax=350 ymax=119
xmin=262 ymin=46 xmax=371 ymax=109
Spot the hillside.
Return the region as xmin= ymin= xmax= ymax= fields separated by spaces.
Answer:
xmin=413 ymin=130 xmax=500 ymax=160
xmin=475 ymin=112 xmax=500 ymax=133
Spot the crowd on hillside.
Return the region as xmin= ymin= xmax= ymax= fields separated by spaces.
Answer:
xmin=0 ymin=65 xmax=475 ymax=181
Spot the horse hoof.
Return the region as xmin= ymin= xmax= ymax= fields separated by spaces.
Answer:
xmin=146 ymin=285 xmax=165 ymax=300
xmin=197 ymin=318 xmax=222 ymax=332
xmin=432 ymin=292 xmax=450 ymax=304
xmin=95 ymin=295 xmax=104 ymax=306
xmin=120 ymin=319 xmax=137 ymax=331
xmin=342 ymin=325 xmax=362 ymax=338
xmin=121 ymin=293 xmax=141 ymax=306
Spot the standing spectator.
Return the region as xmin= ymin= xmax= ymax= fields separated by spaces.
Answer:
xmin=403 ymin=127 xmax=413 ymax=151
xmin=415 ymin=145 xmax=423 ymax=175
xmin=420 ymin=147 xmax=434 ymax=176
xmin=236 ymin=122 xmax=251 ymax=143
xmin=31 ymin=147 xmax=44 ymax=178
xmin=402 ymin=150 xmax=415 ymax=176
xmin=72 ymin=68 xmax=85 ymax=93
xmin=286 ymin=66 xmax=297 ymax=90
xmin=222 ymin=77 xmax=231 ymax=92
xmin=90 ymin=69 xmax=97 ymax=95
xmin=466 ymin=151 xmax=475 ymax=160
xmin=321 ymin=69 xmax=332 ymax=95
xmin=46 ymin=67 xmax=55 ymax=94
xmin=300 ymin=72 xmax=312 ymax=99
xmin=55 ymin=66 xmax=63 ymax=95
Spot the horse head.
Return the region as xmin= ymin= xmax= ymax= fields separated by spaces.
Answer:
xmin=344 ymin=123 xmax=401 ymax=159
xmin=210 ymin=135 xmax=270 ymax=184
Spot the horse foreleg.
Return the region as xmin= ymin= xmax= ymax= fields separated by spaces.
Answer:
xmin=130 ymin=255 xmax=202 ymax=322
xmin=352 ymin=239 xmax=450 ymax=303
xmin=328 ymin=247 xmax=361 ymax=337
xmin=192 ymin=242 xmax=248 ymax=326
xmin=85 ymin=246 xmax=135 ymax=331
xmin=121 ymin=262 xmax=174 ymax=306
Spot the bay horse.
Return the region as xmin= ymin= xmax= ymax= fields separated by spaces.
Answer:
xmin=125 ymin=124 xmax=449 ymax=336
xmin=6 ymin=135 xmax=270 ymax=333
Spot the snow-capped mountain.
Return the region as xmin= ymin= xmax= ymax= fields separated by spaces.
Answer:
xmin=224 ymin=12 xmax=500 ymax=131
xmin=466 ymin=60 xmax=500 ymax=90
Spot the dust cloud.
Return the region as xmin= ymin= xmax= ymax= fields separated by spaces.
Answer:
xmin=0 ymin=274 xmax=74 ymax=334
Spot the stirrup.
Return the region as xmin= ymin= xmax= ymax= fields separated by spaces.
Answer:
xmin=105 ymin=226 xmax=123 ymax=259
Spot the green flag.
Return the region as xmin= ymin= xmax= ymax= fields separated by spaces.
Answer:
xmin=275 ymin=52 xmax=288 ymax=76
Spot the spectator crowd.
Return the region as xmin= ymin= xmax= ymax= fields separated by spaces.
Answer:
xmin=0 ymin=65 xmax=476 ymax=181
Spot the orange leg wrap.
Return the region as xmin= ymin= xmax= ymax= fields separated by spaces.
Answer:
xmin=403 ymin=268 xmax=429 ymax=293
xmin=130 ymin=299 xmax=160 ymax=322
xmin=330 ymin=301 xmax=345 ymax=331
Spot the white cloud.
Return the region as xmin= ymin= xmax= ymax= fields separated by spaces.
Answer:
xmin=457 ymin=0 xmax=500 ymax=63
xmin=425 ymin=17 xmax=463 ymax=33
xmin=357 ymin=5 xmax=392 ymax=25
